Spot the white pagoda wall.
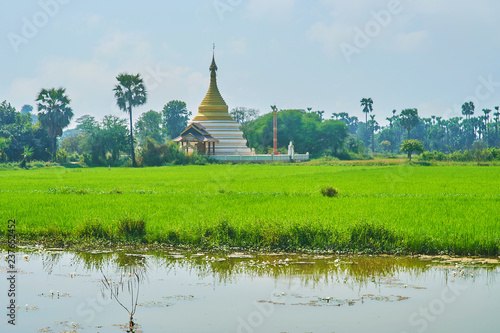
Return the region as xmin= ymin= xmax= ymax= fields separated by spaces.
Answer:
xmin=192 ymin=120 xmax=252 ymax=155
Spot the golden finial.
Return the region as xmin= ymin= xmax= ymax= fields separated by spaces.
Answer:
xmin=210 ymin=44 xmax=218 ymax=72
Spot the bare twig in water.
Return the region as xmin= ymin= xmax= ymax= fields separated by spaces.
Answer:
xmin=101 ymin=268 xmax=141 ymax=330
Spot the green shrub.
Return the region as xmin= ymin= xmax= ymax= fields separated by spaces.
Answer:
xmin=140 ymin=138 xmax=209 ymax=166
xmin=419 ymin=151 xmax=434 ymax=161
xmin=321 ymin=186 xmax=339 ymax=197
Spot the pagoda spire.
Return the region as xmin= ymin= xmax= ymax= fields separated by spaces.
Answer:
xmin=192 ymin=47 xmax=233 ymax=121
xmin=210 ymin=44 xmax=218 ymax=76
xmin=210 ymin=55 xmax=218 ymax=72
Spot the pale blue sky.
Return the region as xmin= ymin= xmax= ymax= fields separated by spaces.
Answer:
xmin=2 ymin=0 xmax=500 ymax=128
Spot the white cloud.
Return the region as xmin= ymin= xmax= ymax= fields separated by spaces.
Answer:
xmin=393 ymin=30 xmax=430 ymax=54
xmin=94 ymin=31 xmax=154 ymax=66
xmin=246 ymin=0 xmax=296 ymax=21
xmin=7 ymin=30 xmax=209 ymax=126
xmin=307 ymin=21 xmax=352 ymax=57
xmin=228 ymin=37 xmax=247 ymax=55
xmin=84 ymin=14 xmax=105 ymax=32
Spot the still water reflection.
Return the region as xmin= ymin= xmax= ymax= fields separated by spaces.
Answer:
xmin=1 ymin=248 xmax=499 ymax=333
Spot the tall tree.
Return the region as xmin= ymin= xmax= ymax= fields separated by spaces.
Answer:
xmin=102 ymin=115 xmax=129 ymax=162
xmin=36 ymin=88 xmax=73 ymax=160
xmin=0 ymin=137 xmax=11 ymax=161
xmin=360 ymin=98 xmax=373 ymax=130
xmin=114 ymin=73 xmax=147 ymax=167
xmin=135 ymin=110 xmax=164 ymax=145
xmin=401 ymin=139 xmax=424 ymax=161
xmin=76 ymin=115 xmax=129 ymax=165
xmin=369 ymin=114 xmax=379 ymax=153
xmin=313 ymin=110 xmax=325 ymax=121
xmin=317 ymin=119 xmax=349 ymax=154
xmin=230 ymin=107 xmax=259 ymax=125
xmin=461 ymin=101 xmax=475 ymax=120
xmin=482 ymin=108 xmax=491 ymax=141
xmin=162 ymin=100 xmax=191 ymax=140
xmin=494 ymin=106 xmax=500 ymax=137
xmin=21 ymin=104 xmax=37 ymax=125
xmin=399 ymin=108 xmax=419 ymax=139
xmin=21 ymin=105 xmax=33 ymax=114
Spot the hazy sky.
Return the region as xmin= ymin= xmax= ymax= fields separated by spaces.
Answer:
xmin=2 ymin=0 xmax=500 ymax=128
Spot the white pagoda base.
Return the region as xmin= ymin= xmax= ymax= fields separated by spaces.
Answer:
xmin=192 ymin=120 xmax=252 ymax=155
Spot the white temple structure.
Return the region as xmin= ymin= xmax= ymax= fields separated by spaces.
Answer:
xmin=189 ymin=55 xmax=252 ymax=155
xmin=174 ymin=54 xmax=309 ymax=162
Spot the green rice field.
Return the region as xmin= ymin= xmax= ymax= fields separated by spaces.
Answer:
xmin=1 ymin=164 xmax=499 ymax=255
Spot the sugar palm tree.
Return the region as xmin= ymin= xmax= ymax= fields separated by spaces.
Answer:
xmin=494 ymin=106 xmax=500 ymax=136
xmin=461 ymin=101 xmax=474 ymax=120
xmin=482 ymin=109 xmax=491 ymax=141
xmin=400 ymin=108 xmax=419 ymax=139
xmin=36 ymin=88 xmax=73 ymax=160
xmin=360 ymin=98 xmax=373 ymax=130
xmin=369 ymin=114 xmax=379 ymax=153
xmin=114 ymin=74 xmax=147 ymax=167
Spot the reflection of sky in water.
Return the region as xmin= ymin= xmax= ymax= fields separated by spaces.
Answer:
xmin=0 ymin=249 xmax=498 ymax=333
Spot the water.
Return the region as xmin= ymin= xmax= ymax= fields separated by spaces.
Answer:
xmin=1 ymin=248 xmax=499 ymax=333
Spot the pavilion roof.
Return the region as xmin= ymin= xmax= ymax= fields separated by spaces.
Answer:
xmin=173 ymin=123 xmax=219 ymax=143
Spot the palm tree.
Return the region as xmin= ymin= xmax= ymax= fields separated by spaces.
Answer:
xmin=482 ymin=109 xmax=491 ymax=142
xmin=114 ymin=73 xmax=147 ymax=167
xmin=386 ymin=117 xmax=393 ymax=129
xmin=369 ymin=114 xmax=378 ymax=153
xmin=461 ymin=101 xmax=474 ymax=120
xmin=400 ymin=108 xmax=419 ymax=139
xmin=36 ymin=88 xmax=73 ymax=160
xmin=494 ymin=106 xmax=500 ymax=137
xmin=360 ymin=98 xmax=373 ymax=130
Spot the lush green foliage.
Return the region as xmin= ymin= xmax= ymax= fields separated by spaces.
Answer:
xmin=401 ymin=139 xmax=424 ymax=160
xmin=230 ymin=107 xmax=259 ymax=124
xmin=369 ymin=103 xmax=500 ymax=154
xmin=36 ymin=88 xmax=74 ymax=159
xmin=68 ymin=115 xmax=129 ymax=166
xmin=0 ymin=100 xmax=52 ymax=162
xmin=243 ymin=109 xmax=349 ymax=156
xmin=162 ymin=100 xmax=191 ymax=140
xmin=1 ymin=165 xmax=498 ymax=255
xmin=134 ymin=110 xmax=165 ymax=145
xmin=139 ymin=138 xmax=208 ymax=166
xmin=420 ymin=145 xmax=500 ymax=163
xmin=399 ymin=108 xmax=419 ymax=139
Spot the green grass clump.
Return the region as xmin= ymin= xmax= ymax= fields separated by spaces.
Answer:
xmin=321 ymin=186 xmax=339 ymax=197
xmin=348 ymin=222 xmax=399 ymax=253
xmin=77 ymin=219 xmax=110 ymax=239
xmin=117 ymin=218 xmax=146 ymax=239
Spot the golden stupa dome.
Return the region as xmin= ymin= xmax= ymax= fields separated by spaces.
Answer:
xmin=193 ymin=55 xmax=234 ymax=122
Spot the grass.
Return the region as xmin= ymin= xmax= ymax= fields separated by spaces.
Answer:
xmin=0 ymin=163 xmax=499 ymax=255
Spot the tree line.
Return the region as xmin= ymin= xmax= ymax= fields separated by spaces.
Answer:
xmin=353 ymin=98 xmax=500 ymax=155
xmin=0 ymin=73 xmax=192 ymax=166
xmin=1 ymin=72 xmax=499 ymax=166
xmin=232 ymin=98 xmax=500 ymax=160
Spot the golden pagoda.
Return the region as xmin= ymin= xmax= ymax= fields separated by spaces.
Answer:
xmin=193 ymin=56 xmax=233 ymax=122
xmin=190 ymin=54 xmax=252 ymax=155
